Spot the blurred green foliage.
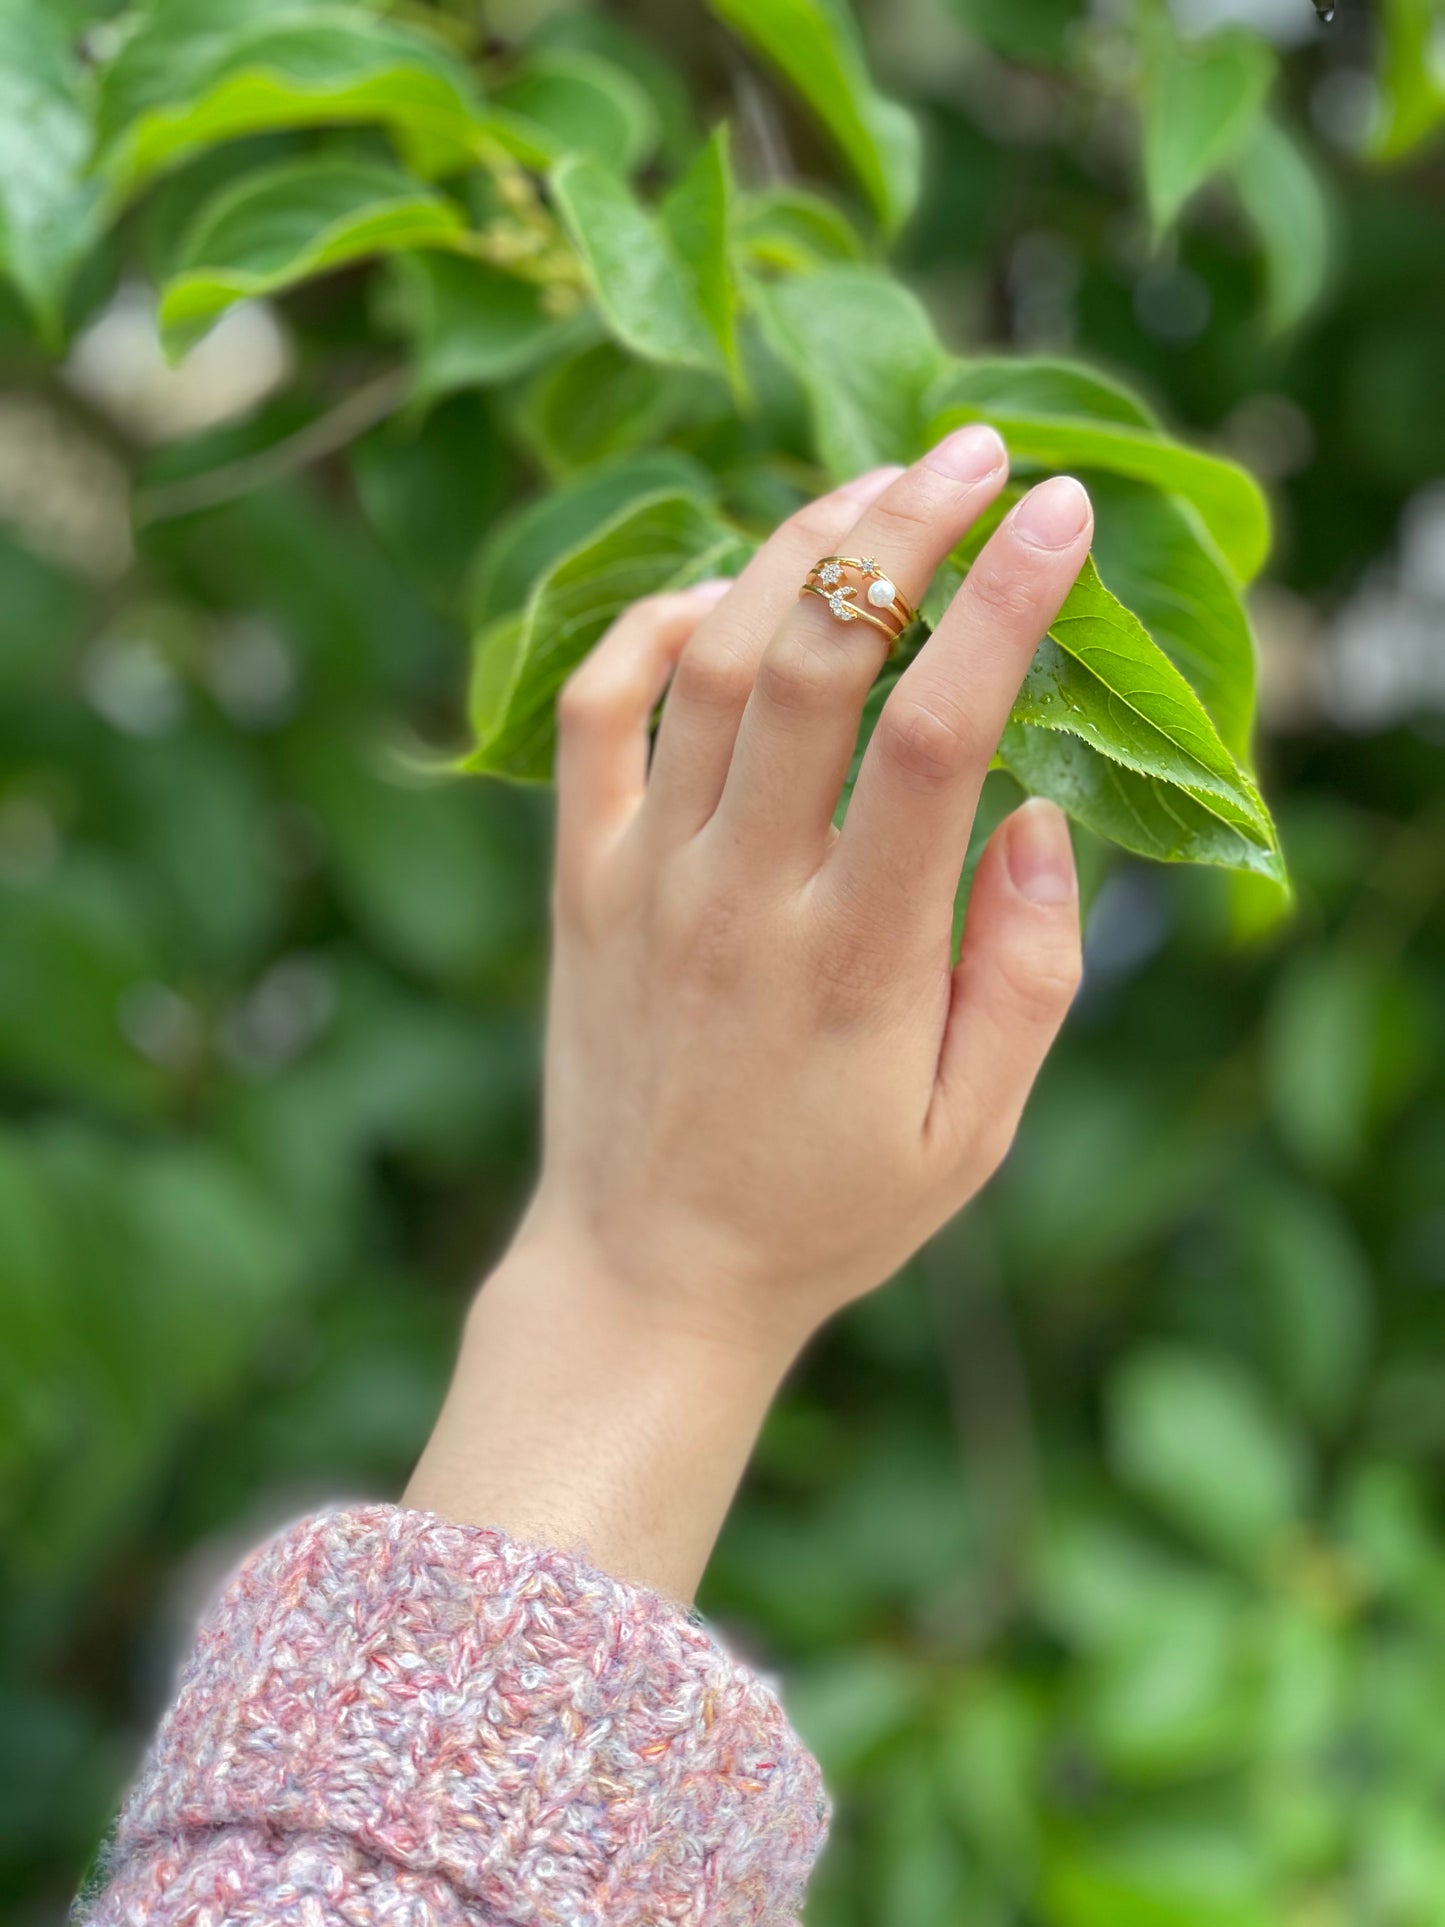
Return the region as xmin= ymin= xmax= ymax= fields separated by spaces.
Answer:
xmin=0 ymin=1 xmax=1443 ymax=1924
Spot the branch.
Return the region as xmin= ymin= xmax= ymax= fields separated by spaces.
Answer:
xmin=133 ymin=367 xmax=412 ymax=525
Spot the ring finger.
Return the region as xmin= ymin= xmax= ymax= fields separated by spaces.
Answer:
xmin=642 ymin=465 xmax=903 ymax=845
xmin=708 ymin=424 xmax=1009 ymax=876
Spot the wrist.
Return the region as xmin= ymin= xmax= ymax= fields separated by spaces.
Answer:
xmin=404 ymin=1235 xmax=797 ymax=1601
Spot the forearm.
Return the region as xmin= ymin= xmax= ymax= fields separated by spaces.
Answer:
xmin=404 ymin=1238 xmax=796 ymax=1600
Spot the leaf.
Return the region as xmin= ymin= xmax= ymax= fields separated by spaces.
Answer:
xmin=737 ymin=184 xmax=866 ymax=273
xmin=1240 ymin=1178 xmax=1372 ymax=1430
xmin=706 ymin=0 xmax=921 ymax=232
xmin=1021 ymin=561 xmax=1266 ymax=819
xmin=757 ymin=265 xmax=946 ymax=476
xmin=924 ymin=373 xmax=1271 ymax=586
xmin=95 ymin=0 xmax=490 ymax=197
xmin=514 ymin=339 xmax=681 ymax=473
xmin=999 ymin=722 xmax=1283 ymax=881
xmin=1139 ymin=25 xmax=1277 ymax=236
xmin=944 ymin=0 xmax=1081 ymax=67
xmin=466 ymin=490 xmax=748 ymax=780
xmin=492 ymin=47 xmax=657 ymax=172
xmin=998 ymin=558 xmax=1281 ymax=879
xmin=1089 ymin=477 xmax=1257 ymax=761
xmin=1232 ymin=113 xmax=1335 ymax=335
xmin=351 ymin=391 xmax=510 ymax=610
xmin=1108 ymin=1344 xmax=1309 ymax=1567
xmin=469 ymin=450 xmax=716 ymax=627
xmin=1046 ymin=1825 xmax=1275 ymax=1927
xmin=660 ymin=127 xmax=740 ymax=382
xmin=926 ymin=354 xmax=1161 ymax=430
xmin=0 ymin=0 xmax=104 ymax=339
xmin=399 ymin=254 xmax=582 ymax=403
xmin=1371 ymin=0 xmax=1445 ymax=160
xmin=1264 ymin=947 xmax=1383 ymax=1175
xmin=549 ymin=153 xmax=731 ymax=376
xmin=157 ymin=156 xmax=466 ymax=356
xmin=1080 ymin=1586 xmax=1256 ymax=1779
xmin=920 ymin=360 xmax=1262 ymax=757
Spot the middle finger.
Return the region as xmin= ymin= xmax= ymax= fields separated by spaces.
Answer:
xmin=707 ymin=424 xmax=1009 ymax=877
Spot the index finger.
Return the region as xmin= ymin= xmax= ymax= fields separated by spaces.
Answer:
xmin=824 ymin=474 xmax=1093 ymax=946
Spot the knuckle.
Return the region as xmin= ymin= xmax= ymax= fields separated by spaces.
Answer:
xmin=809 ymin=930 xmax=886 ymax=1030
xmin=556 ymin=670 xmax=609 ymax=733
xmin=671 ymin=639 xmax=754 ymax=714
xmin=966 ymin=554 xmax=1044 ymax=627
xmin=875 ymin=692 xmax=974 ymax=787
xmin=659 ymin=879 xmax=750 ymax=994
xmin=757 ymin=634 xmax=838 ymax=714
xmin=788 ymin=498 xmax=852 ymax=550
xmin=867 ymin=487 xmax=935 ymax=542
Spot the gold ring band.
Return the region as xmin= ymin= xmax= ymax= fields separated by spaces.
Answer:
xmin=799 ymin=582 xmax=901 ymax=640
xmin=799 ymin=555 xmax=917 ymax=648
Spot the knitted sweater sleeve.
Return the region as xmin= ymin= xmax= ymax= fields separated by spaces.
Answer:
xmin=81 ymin=1504 xmax=829 ymax=1927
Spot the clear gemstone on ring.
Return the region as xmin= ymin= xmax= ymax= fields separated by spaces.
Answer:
xmin=818 ymin=562 xmax=842 ymax=585
xmin=827 ymin=590 xmax=858 ymax=619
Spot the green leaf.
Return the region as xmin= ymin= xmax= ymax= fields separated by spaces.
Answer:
xmin=999 ymin=722 xmax=1282 ymax=881
xmin=549 ymin=153 xmax=731 ymax=376
xmin=399 ymin=254 xmax=582 ymax=403
xmin=492 ymin=48 xmax=657 ymax=172
xmin=1046 ymin=1825 xmax=1275 ymax=1927
xmin=737 ymin=184 xmax=866 ymax=273
xmin=0 ymin=0 xmax=104 ymax=339
xmin=660 ymin=127 xmax=740 ymax=382
xmin=1241 ymin=1178 xmax=1372 ymax=1430
xmin=919 ymin=360 xmax=1262 ymax=757
xmin=757 ymin=265 xmax=946 ymax=476
xmin=927 ymin=354 xmax=1160 ymax=430
xmin=1109 ymin=1344 xmax=1308 ymax=1567
xmin=95 ymin=0 xmax=490 ymax=197
xmin=351 ymin=391 xmax=510 ymax=610
xmin=1026 ymin=559 xmax=1265 ymax=819
xmin=998 ymin=557 xmax=1281 ymax=879
xmin=466 ymin=490 xmax=748 ymax=780
xmin=469 ymin=450 xmax=716 ymax=627
xmin=706 ymin=0 xmax=921 ymax=231
xmin=944 ymin=0 xmax=1081 ymax=67
xmin=1371 ymin=0 xmax=1445 ymax=159
xmin=1089 ymin=477 xmax=1257 ymax=762
xmin=1139 ymin=25 xmax=1277 ymax=235
xmin=1232 ymin=113 xmax=1335 ymax=335
xmin=1264 ymin=947 xmax=1383 ymax=1175
xmin=924 ymin=372 xmax=1271 ymax=585
xmin=1080 ymin=1585 xmax=1256 ymax=1779
xmin=514 ymin=339 xmax=681 ymax=473
xmin=157 ymin=156 xmax=466 ymax=356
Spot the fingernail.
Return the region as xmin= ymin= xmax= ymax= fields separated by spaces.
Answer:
xmin=923 ymin=423 xmax=1007 ymax=484
xmin=1004 ymin=797 xmax=1078 ymax=905
xmin=840 ymin=463 xmax=905 ymax=502
xmin=1012 ymin=475 xmax=1091 ymax=550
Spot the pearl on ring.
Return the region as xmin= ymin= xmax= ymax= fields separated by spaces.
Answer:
xmin=866 ymin=576 xmax=897 ymax=609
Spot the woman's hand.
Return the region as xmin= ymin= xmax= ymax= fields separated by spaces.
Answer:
xmin=407 ymin=428 xmax=1092 ymax=1596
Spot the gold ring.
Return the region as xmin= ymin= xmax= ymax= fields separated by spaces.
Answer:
xmin=799 ymin=555 xmax=917 ymax=649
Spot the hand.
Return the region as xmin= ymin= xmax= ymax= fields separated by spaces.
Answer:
xmin=407 ymin=427 xmax=1092 ymax=1596
xmin=524 ymin=424 xmax=1089 ymax=1348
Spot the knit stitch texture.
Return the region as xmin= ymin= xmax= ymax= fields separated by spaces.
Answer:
xmin=82 ymin=1504 xmax=828 ymax=1926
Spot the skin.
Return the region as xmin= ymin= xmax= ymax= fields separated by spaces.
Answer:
xmin=406 ymin=425 xmax=1093 ymax=1600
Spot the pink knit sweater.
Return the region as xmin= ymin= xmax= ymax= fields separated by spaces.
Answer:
xmin=82 ymin=1505 xmax=828 ymax=1926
